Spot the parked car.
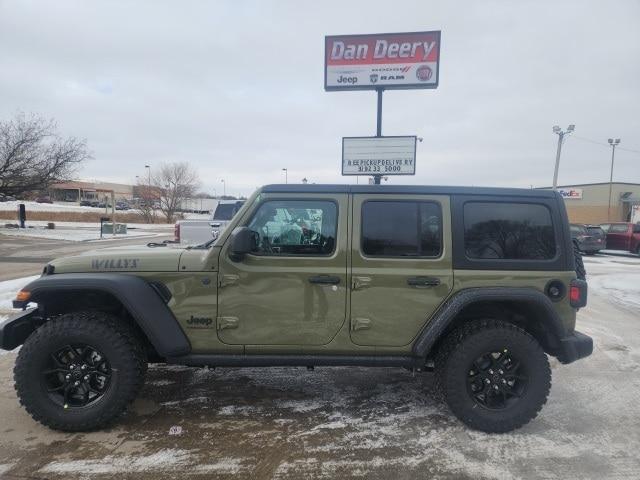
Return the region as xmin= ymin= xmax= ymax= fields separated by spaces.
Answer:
xmin=175 ymin=200 xmax=246 ymax=245
xmin=569 ymin=224 xmax=605 ymax=255
xmin=601 ymin=222 xmax=640 ymax=255
xmin=0 ymin=194 xmax=16 ymax=202
xmin=35 ymin=196 xmax=53 ymax=204
xmin=115 ymin=201 xmax=130 ymax=211
xmin=2 ymin=184 xmax=591 ymax=433
xmin=79 ymin=200 xmax=93 ymax=207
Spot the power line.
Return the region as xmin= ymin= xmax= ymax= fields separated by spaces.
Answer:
xmin=572 ymin=135 xmax=640 ymax=154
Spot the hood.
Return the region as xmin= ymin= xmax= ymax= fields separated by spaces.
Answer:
xmin=49 ymin=244 xmax=186 ymax=274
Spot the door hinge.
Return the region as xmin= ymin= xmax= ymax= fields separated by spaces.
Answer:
xmin=217 ymin=316 xmax=239 ymax=330
xmin=218 ymin=274 xmax=239 ymax=288
xmin=351 ymin=317 xmax=371 ymax=331
xmin=351 ymin=276 xmax=372 ymax=291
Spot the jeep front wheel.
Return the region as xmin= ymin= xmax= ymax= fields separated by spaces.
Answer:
xmin=14 ymin=311 xmax=146 ymax=431
xmin=435 ymin=319 xmax=551 ymax=433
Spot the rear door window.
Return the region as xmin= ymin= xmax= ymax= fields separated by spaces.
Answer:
xmin=464 ymin=202 xmax=556 ymax=260
xmin=361 ymin=201 xmax=442 ymax=257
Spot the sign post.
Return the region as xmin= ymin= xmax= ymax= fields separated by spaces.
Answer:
xmin=325 ymin=31 xmax=441 ymax=183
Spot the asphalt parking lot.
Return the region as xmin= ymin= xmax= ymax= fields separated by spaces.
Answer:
xmin=0 ymin=247 xmax=639 ymax=479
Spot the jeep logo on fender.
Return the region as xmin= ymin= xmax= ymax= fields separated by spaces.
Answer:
xmin=91 ymin=258 xmax=140 ymax=270
xmin=187 ymin=315 xmax=213 ymax=328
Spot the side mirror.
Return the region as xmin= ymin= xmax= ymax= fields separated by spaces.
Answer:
xmin=230 ymin=227 xmax=255 ymax=260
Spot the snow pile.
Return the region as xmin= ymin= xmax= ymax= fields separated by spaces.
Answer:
xmin=588 ymin=273 xmax=640 ymax=311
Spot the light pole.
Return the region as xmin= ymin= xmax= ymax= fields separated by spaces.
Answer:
xmin=221 ymin=179 xmax=226 ymax=197
xmin=145 ymin=165 xmax=151 ymax=186
xmin=552 ymin=124 xmax=575 ymax=190
xmin=282 ymin=168 xmax=288 ymax=184
xmin=607 ymin=138 xmax=621 ymax=221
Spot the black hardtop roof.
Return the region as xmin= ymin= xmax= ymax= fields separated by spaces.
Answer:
xmin=261 ymin=184 xmax=560 ymax=199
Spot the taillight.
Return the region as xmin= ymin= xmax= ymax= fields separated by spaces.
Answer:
xmin=569 ymin=279 xmax=587 ymax=308
xmin=174 ymin=223 xmax=180 ymax=242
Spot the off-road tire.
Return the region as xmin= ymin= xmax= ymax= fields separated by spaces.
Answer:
xmin=435 ymin=319 xmax=551 ymax=433
xmin=14 ymin=311 xmax=146 ymax=431
xmin=574 ymin=244 xmax=586 ymax=280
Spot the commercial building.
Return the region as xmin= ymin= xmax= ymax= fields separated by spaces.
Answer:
xmin=49 ymin=181 xmax=134 ymax=203
xmin=543 ymin=182 xmax=640 ymax=224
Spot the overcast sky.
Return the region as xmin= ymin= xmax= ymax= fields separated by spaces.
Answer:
xmin=1 ymin=0 xmax=639 ymax=197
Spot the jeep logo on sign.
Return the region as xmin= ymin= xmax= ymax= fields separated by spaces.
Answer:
xmin=337 ymin=75 xmax=357 ymax=84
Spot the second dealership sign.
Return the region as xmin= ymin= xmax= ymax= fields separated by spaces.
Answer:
xmin=325 ymin=31 xmax=441 ymax=91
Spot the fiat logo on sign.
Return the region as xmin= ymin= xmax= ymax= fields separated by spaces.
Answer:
xmin=416 ymin=65 xmax=433 ymax=82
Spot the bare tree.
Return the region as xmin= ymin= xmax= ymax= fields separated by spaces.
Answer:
xmin=151 ymin=162 xmax=199 ymax=223
xmin=0 ymin=112 xmax=91 ymax=197
xmin=134 ymin=180 xmax=160 ymax=224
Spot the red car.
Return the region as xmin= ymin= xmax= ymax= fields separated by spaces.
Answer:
xmin=601 ymin=222 xmax=640 ymax=255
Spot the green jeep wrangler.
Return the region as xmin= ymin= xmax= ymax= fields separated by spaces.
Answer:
xmin=1 ymin=184 xmax=592 ymax=433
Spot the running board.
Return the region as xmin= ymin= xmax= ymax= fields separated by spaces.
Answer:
xmin=165 ymin=354 xmax=423 ymax=368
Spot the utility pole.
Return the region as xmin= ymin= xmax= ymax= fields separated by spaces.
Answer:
xmin=607 ymin=138 xmax=621 ymax=221
xmin=374 ymin=88 xmax=384 ymax=185
xmin=551 ymin=124 xmax=575 ymax=189
xmin=221 ymin=179 xmax=226 ymax=197
xmin=282 ymin=168 xmax=288 ymax=184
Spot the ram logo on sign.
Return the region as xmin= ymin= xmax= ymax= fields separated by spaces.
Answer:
xmin=558 ymin=188 xmax=583 ymax=199
xmin=325 ymin=31 xmax=441 ymax=91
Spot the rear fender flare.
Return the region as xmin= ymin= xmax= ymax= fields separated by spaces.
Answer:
xmin=412 ymin=287 xmax=568 ymax=357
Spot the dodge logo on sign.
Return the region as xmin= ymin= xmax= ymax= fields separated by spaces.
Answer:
xmin=325 ymin=31 xmax=441 ymax=91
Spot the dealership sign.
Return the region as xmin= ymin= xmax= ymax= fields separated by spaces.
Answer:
xmin=558 ymin=188 xmax=583 ymax=199
xmin=325 ymin=31 xmax=441 ymax=91
xmin=342 ymin=136 xmax=416 ymax=175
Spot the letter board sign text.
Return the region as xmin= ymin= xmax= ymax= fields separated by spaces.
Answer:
xmin=342 ymin=136 xmax=417 ymax=175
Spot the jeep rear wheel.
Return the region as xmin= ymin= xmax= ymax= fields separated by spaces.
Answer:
xmin=14 ymin=311 xmax=146 ymax=431
xmin=435 ymin=319 xmax=551 ymax=433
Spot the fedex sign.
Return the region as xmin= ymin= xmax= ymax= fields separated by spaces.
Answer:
xmin=558 ymin=188 xmax=583 ymax=199
xmin=325 ymin=31 xmax=441 ymax=91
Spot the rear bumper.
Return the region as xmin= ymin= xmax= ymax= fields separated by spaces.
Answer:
xmin=556 ymin=330 xmax=593 ymax=364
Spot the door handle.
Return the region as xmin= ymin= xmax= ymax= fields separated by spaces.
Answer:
xmin=407 ymin=276 xmax=441 ymax=287
xmin=308 ymin=275 xmax=341 ymax=285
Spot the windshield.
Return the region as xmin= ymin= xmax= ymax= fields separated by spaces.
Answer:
xmin=213 ymin=203 xmax=241 ymax=220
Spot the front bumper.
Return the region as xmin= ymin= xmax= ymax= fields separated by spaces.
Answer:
xmin=556 ymin=330 xmax=593 ymax=364
xmin=0 ymin=308 xmax=38 ymax=351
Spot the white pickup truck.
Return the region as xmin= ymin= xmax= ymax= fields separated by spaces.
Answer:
xmin=175 ymin=200 xmax=245 ymax=245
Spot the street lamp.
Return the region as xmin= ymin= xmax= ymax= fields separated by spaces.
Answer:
xmin=144 ymin=165 xmax=151 ymax=186
xmin=282 ymin=168 xmax=288 ymax=184
xmin=551 ymin=124 xmax=575 ymax=190
xmin=607 ymin=138 xmax=621 ymax=221
xmin=221 ymin=179 xmax=226 ymax=197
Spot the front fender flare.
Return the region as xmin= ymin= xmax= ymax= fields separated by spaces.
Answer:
xmin=17 ymin=273 xmax=190 ymax=357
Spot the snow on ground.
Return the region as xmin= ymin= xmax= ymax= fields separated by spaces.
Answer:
xmin=1 ymin=219 xmax=173 ymax=230
xmin=0 ymin=226 xmax=164 ymax=242
xmin=584 ymin=255 xmax=640 ymax=312
xmin=0 ymin=200 xmax=97 ymax=212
